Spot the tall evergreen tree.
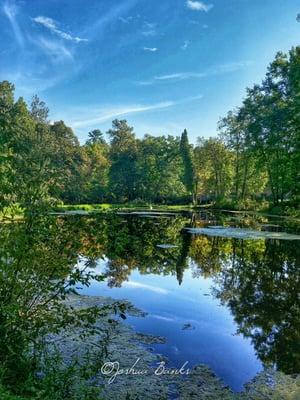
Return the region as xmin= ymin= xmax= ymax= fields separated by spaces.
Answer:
xmin=86 ymin=129 xmax=105 ymax=145
xmin=180 ymin=129 xmax=195 ymax=202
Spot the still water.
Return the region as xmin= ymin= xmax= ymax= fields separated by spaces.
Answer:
xmin=75 ymin=210 xmax=300 ymax=391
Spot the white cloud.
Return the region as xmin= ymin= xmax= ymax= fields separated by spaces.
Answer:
xmin=33 ymin=16 xmax=88 ymax=43
xmin=143 ymin=47 xmax=158 ymax=52
xmin=85 ymin=0 xmax=138 ymax=40
xmin=119 ymin=15 xmax=134 ymax=23
xmin=123 ymin=281 xmax=169 ymax=295
xmin=137 ymin=61 xmax=252 ymax=85
xmin=1 ymin=70 xmax=63 ymax=95
xmin=3 ymin=1 xmax=24 ymax=46
xmin=211 ymin=61 xmax=253 ymax=74
xmin=67 ymin=95 xmax=203 ymax=130
xmin=181 ymin=40 xmax=190 ymax=50
xmin=150 ymin=314 xmax=176 ymax=322
xmin=157 ymin=72 xmax=204 ymax=80
xmin=37 ymin=37 xmax=74 ymax=62
xmin=138 ymin=72 xmax=204 ymax=85
xmin=142 ymin=22 xmax=157 ymax=36
xmin=71 ymin=101 xmax=174 ymax=128
xmin=186 ymin=0 xmax=213 ymax=12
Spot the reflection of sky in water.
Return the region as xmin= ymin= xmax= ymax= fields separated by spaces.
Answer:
xmin=79 ymin=257 xmax=263 ymax=391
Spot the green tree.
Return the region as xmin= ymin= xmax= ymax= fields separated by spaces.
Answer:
xmin=49 ymin=120 xmax=84 ymax=203
xmin=0 ymin=83 xmax=57 ymax=214
xmin=86 ymin=129 xmax=106 ymax=146
xmin=219 ymin=110 xmax=267 ymax=204
xmin=180 ymin=129 xmax=195 ymax=202
xmin=194 ymin=137 xmax=233 ymax=203
xmin=82 ymin=133 xmax=110 ymax=203
xmin=234 ymin=49 xmax=299 ymax=206
xmin=108 ymin=120 xmax=138 ymax=201
xmin=30 ymin=95 xmax=49 ymax=123
xmin=136 ymin=135 xmax=186 ymax=203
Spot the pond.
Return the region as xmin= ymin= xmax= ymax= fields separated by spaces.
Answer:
xmin=69 ymin=210 xmax=300 ymax=392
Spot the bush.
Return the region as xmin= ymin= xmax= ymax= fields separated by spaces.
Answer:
xmin=0 ymin=215 xmax=126 ymax=398
xmin=0 ymin=385 xmax=26 ymax=400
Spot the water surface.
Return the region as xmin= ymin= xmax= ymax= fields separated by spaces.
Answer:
xmin=75 ymin=210 xmax=300 ymax=391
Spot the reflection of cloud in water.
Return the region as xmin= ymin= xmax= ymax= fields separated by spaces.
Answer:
xmin=123 ymin=281 xmax=169 ymax=294
xmin=150 ymin=314 xmax=176 ymax=322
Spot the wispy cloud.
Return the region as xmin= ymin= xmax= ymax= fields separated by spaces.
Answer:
xmin=157 ymin=72 xmax=205 ymax=81
xmin=33 ymin=16 xmax=88 ymax=43
xmin=36 ymin=37 xmax=74 ymax=62
xmin=119 ymin=15 xmax=134 ymax=24
xmin=137 ymin=61 xmax=252 ymax=85
xmin=2 ymin=1 xmax=24 ymax=46
xmin=212 ymin=61 xmax=253 ymax=73
xmin=67 ymin=95 xmax=202 ymax=129
xmin=138 ymin=72 xmax=204 ymax=85
xmin=181 ymin=40 xmax=190 ymax=50
xmin=84 ymin=0 xmax=138 ymax=39
xmin=142 ymin=22 xmax=157 ymax=37
xmin=1 ymin=69 xmax=63 ymax=95
xmin=150 ymin=314 xmax=176 ymax=322
xmin=123 ymin=281 xmax=169 ymax=295
xmin=143 ymin=47 xmax=158 ymax=52
xmin=188 ymin=20 xmax=209 ymax=28
xmin=186 ymin=0 xmax=213 ymax=12
xmin=71 ymin=101 xmax=174 ymax=128
xmin=119 ymin=13 xmax=142 ymax=26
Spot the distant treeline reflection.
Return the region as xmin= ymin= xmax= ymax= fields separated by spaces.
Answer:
xmin=1 ymin=213 xmax=299 ymax=377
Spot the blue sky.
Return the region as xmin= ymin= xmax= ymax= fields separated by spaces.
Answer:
xmin=0 ymin=0 xmax=299 ymax=143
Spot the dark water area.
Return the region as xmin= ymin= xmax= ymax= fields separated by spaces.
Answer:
xmin=72 ymin=210 xmax=300 ymax=392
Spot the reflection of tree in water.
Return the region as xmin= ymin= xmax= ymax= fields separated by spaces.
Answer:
xmin=211 ymin=238 xmax=300 ymax=375
xmin=189 ymin=235 xmax=232 ymax=277
xmin=71 ymin=216 xmax=300 ymax=375
xmin=0 ymin=215 xmax=111 ymax=385
xmin=30 ymin=213 xmax=299 ymax=375
xmin=102 ymin=216 xmax=190 ymax=287
xmin=175 ymin=230 xmax=192 ymax=285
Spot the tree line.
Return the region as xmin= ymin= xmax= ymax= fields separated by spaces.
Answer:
xmin=0 ymin=46 xmax=299 ymax=212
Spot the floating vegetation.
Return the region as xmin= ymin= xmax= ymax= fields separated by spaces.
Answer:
xmin=186 ymin=227 xmax=300 ymax=240
xmin=182 ymin=323 xmax=195 ymax=330
xmin=134 ymin=332 xmax=166 ymax=344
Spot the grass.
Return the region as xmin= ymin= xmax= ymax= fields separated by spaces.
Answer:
xmin=51 ymin=203 xmax=210 ymax=213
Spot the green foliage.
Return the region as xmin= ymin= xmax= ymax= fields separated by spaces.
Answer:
xmin=194 ymin=137 xmax=233 ymax=203
xmin=0 ymin=385 xmax=27 ymax=400
xmin=108 ymin=119 xmax=138 ymax=201
xmin=1 ymin=45 xmax=299 ymax=212
xmin=30 ymin=349 xmax=103 ymax=400
xmin=0 ymin=214 xmax=129 ymax=398
xmin=1 ymin=44 xmax=299 ymax=398
xmin=135 ymin=134 xmax=186 ymax=202
xmin=218 ymin=47 xmax=300 ymax=208
xmin=180 ymin=129 xmax=194 ymax=197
